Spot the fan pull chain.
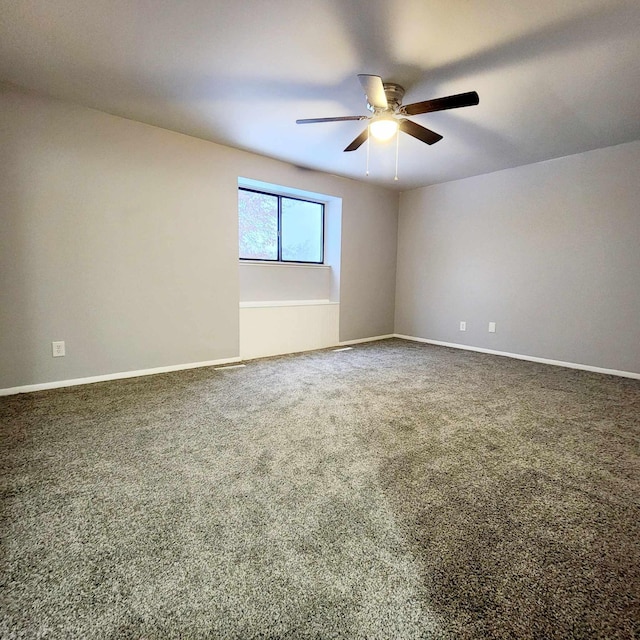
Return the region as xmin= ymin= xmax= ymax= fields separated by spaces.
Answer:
xmin=394 ymin=128 xmax=399 ymax=181
xmin=366 ymin=124 xmax=370 ymax=176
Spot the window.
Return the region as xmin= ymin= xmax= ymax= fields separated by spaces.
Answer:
xmin=239 ymin=188 xmax=324 ymax=264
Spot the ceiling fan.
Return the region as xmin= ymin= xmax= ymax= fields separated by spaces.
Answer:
xmin=296 ymin=74 xmax=479 ymax=152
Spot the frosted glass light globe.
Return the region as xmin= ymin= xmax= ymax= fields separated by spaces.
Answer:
xmin=370 ymin=117 xmax=398 ymax=141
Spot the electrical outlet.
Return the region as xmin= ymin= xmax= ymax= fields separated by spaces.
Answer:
xmin=459 ymin=321 xmax=466 ymax=331
xmin=52 ymin=341 xmax=65 ymax=357
xmin=488 ymin=322 xmax=496 ymax=333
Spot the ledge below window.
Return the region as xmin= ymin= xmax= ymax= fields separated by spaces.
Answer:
xmin=239 ymin=261 xmax=330 ymax=269
xmin=239 ymin=300 xmax=338 ymax=308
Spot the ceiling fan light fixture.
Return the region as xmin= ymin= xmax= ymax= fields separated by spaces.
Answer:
xmin=297 ymin=74 xmax=479 ymax=158
xmin=369 ymin=116 xmax=398 ymax=141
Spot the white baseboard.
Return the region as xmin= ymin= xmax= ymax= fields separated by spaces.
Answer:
xmin=394 ymin=334 xmax=640 ymax=380
xmin=338 ymin=334 xmax=395 ymax=346
xmin=0 ymin=356 xmax=242 ymax=396
xmin=6 ymin=334 xmax=636 ymax=395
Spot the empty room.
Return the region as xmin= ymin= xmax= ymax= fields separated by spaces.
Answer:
xmin=1 ymin=1 xmax=639 ymax=638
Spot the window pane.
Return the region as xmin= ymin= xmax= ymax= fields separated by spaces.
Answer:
xmin=238 ymin=190 xmax=278 ymax=260
xmin=281 ymin=198 xmax=323 ymax=263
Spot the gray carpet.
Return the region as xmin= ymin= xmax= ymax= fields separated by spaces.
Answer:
xmin=1 ymin=339 xmax=639 ymax=639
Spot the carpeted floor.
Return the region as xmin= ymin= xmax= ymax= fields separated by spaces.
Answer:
xmin=1 ymin=339 xmax=639 ymax=639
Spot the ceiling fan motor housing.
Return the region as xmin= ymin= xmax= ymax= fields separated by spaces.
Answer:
xmin=366 ymin=82 xmax=405 ymax=113
xmin=383 ymin=83 xmax=405 ymax=111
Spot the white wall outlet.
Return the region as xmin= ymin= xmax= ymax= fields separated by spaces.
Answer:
xmin=459 ymin=321 xmax=466 ymax=331
xmin=52 ymin=341 xmax=65 ymax=357
xmin=488 ymin=322 xmax=496 ymax=333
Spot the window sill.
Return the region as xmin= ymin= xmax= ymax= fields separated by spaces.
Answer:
xmin=240 ymin=300 xmax=338 ymax=308
xmin=239 ymin=261 xmax=329 ymax=269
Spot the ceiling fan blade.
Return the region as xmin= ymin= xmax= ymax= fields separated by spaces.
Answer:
xmin=398 ymin=119 xmax=443 ymax=145
xmin=357 ymin=74 xmax=388 ymax=110
xmin=344 ymin=127 xmax=370 ymax=152
xmin=402 ymin=91 xmax=479 ymax=116
xmin=296 ymin=116 xmax=367 ymax=124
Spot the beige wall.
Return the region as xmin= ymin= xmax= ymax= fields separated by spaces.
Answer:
xmin=395 ymin=140 xmax=640 ymax=374
xmin=239 ymin=263 xmax=332 ymax=303
xmin=0 ymin=84 xmax=398 ymax=389
xmin=339 ymin=185 xmax=399 ymax=341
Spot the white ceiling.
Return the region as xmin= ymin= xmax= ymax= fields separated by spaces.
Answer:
xmin=2 ymin=0 xmax=639 ymax=190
